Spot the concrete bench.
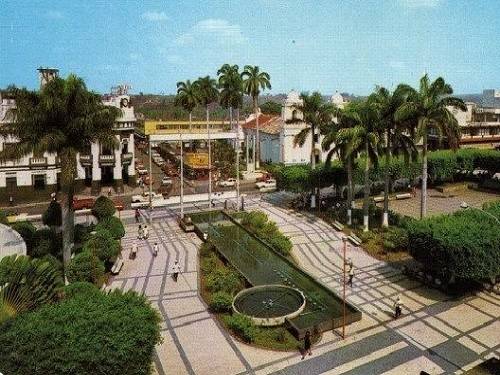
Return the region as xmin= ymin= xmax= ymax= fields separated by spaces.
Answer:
xmin=348 ymin=234 xmax=362 ymax=246
xmin=332 ymin=220 xmax=344 ymax=231
xmin=373 ymin=196 xmax=384 ymax=203
xmin=395 ymin=193 xmax=412 ymax=200
xmin=111 ymin=258 xmax=124 ymax=275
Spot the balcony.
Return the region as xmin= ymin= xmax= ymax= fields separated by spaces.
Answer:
xmin=29 ymin=157 xmax=47 ymax=167
xmin=121 ymin=152 xmax=133 ymax=164
xmin=79 ymin=154 xmax=92 ymax=166
xmin=99 ymin=154 xmax=115 ymax=166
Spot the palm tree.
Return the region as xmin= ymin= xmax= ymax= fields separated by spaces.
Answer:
xmin=194 ymin=76 xmax=219 ymax=206
xmin=175 ymin=79 xmax=200 ymax=218
xmin=0 ymin=76 xmax=119 ymax=268
xmin=396 ymin=74 xmax=466 ymax=218
xmin=241 ymin=65 xmax=271 ymax=169
xmin=369 ymin=86 xmax=417 ymax=227
xmin=322 ymin=104 xmax=358 ymax=225
xmin=0 ymin=255 xmax=63 ymax=323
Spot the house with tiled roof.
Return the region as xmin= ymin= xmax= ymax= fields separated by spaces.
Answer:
xmin=242 ymin=91 xmax=348 ymax=167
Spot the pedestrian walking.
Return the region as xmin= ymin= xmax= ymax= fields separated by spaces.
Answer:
xmin=172 ymin=260 xmax=181 ymax=282
xmin=348 ymin=263 xmax=354 ymax=287
xmin=301 ymin=331 xmax=312 ymax=359
xmin=138 ymin=225 xmax=143 ymax=240
xmin=143 ymin=225 xmax=149 ymax=240
xmin=135 ymin=208 xmax=140 ymax=223
xmin=50 ymin=192 xmax=56 ymax=201
xmin=152 ymin=242 xmax=158 ymax=257
xmin=394 ymin=296 xmax=403 ymax=319
xmin=107 ymin=187 xmax=112 ymax=197
xmin=9 ymin=195 xmax=13 ymax=206
xmin=130 ymin=242 xmax=138 ymax=260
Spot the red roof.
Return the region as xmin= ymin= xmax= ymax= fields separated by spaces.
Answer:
xmin=242 ymin=114 xmax=278 ymax=130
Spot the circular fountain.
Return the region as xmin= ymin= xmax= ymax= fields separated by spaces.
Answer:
xmin=232 ymin=285 xmax=306 ymax=326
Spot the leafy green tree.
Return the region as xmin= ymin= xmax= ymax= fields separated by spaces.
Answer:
xmin=175 ymin=79 xmax=200 ymax=126
xmin=0 ymin=210 xmax=9 ymax=225
xmin=11 ymin=221 xmax=36 ymax=250
xmin=66 ymin=250 xmax=105 ymax=285
xmin=91 ymin=195 xmax=116 ymax=220
xmin=0 ymin=76 xmax=119 ymax=269
xmin=0 ymin=255 xmax=63 ymax=323
xmin=396 ymin=74 xmax=466 ymax=218
xmin=260 ymin=100 xmax=281 ymax=115
xmin=241 ymin=65 xmax=271 ymax=168
xmin=82 ymin=229 xmax=120 ymax=262
xmin=42 ymin=200 xmax=62 ymax=228
xmin=0 ymin=286 xmax=162 ymax=375
xmin=369 ymin=86 xmax=417 ymax=227
xmin=95 ymin=216 xmax=125 ymax=240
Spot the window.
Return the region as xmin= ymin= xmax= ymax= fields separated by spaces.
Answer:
xmin=6 ymin=176 xmax=17 ymax=193
xmin=33 ymin=174 xmax=46 ymax=190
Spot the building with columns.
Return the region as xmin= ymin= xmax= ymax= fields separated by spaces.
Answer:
xmin=243 ymin=90 xmax=348 ymax=166
xmin=0 ymin=69 xmax=136 ymax=202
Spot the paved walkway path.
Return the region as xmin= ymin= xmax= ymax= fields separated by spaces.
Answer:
xmin=107 ymin=192 xmax=500 ymax=375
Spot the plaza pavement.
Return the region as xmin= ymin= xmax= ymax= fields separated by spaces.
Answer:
xmin=106 ymin=192 xmax=500 ymax=375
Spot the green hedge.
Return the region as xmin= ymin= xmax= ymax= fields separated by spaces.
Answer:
xmin=0 ymin=286 xmax=161 ymax=375
xmin=95 ymin=216 xmax=125 ymax=240
xmin=225 ymin=313 xmax=257 ymax=343
xmin=206 ymin=267 xmax=241 ymax=294
xmin=406 ymin=201 xmax=500 ymax=283
xmin=91 ymin=196 xmax=116 ymax=220
xmin=66 ymin=250 xmax=105 ymax=285
xmin=82 ymin=229 xmax=120 ymax=262
xmin=209 ymin=291 xmax=233 ymax=313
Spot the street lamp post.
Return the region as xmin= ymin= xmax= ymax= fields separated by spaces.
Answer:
xmin=236 ymin=108 xmax=240 ymax=211
xmin=342 ymin=236 xmax=347 ymax=339
xmin=148 ymin=135 xmax=153 ymax=223
xmin=180 ymin=134 xmax=184 ymax=219
xmin=460 ymin=202 xmax=500 ymax=224
xmin=207 ymin=107 xmax=212 ymax=209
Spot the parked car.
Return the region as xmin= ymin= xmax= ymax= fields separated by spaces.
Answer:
xmin=256 ymin=172 xmax=272 ymax=183
xmin=162 ymin=176 xmax=173 ymax=185
xmin=142 ymin=175 xmax=155 ymax=185
xmin=218 ymin=178 xmax=236 ymax=187
xmin=256 ymin=179 xmax=277 ymax=192
xmin=131 ymin=192 xmax=164 ymax=203
xmin=137 ymin=167 xmax=148 ymax=175
xmin=112 ymin=198 xmax=124 ymax=211
xmin=136 ymin=162 xmax=145 ymax=169
xmin=72 ymin=196 xmax=96 ymax=210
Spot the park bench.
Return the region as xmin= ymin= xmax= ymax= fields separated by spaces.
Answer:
xmin=395 ymin=193 xmax=412 ymax=200
xmin=373 ymin=196 xmax=384 ymax=203
xmin=347 ymin=234 xmax=362 ymax=246
xmin=332 ymin=220 xmax=344 ymax=231
xmin=110 ymin=258 xmax=124 ymax=275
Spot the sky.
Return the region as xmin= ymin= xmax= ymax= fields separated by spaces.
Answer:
xmin=1 ymin=0 xmax=499 ymax=96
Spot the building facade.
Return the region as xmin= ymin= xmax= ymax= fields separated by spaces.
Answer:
xmin=453 ymin=90 xmax=500 ymax=149
xmin=0 ymin=69 xmax=136 ymax=202
xmin=243 ymin=91 xmax=348 ymax=166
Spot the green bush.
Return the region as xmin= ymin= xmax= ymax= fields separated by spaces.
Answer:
xmin=74 ymin=223 xmax=95 ymax=244
xmin=83 ymin=229 xmax=120 ymax=262
xmin=91 ymin=196 xmax=116 ymax=220
xmin=225 ymin=313 xmax=257 ymax=343
xmin=66 ymin=250 xmax=105 ymax=285
xmin=62 ymin=281 xmax=101 ymax=299
xmin=206 ymin=267 xmax=241 ymax=294
xmin=0 ymin=287 xmax=162 ymax=375
xmin=30 ymin=228 xmax=62 ymax=259
xmin=42 ymin=201 xmax=62 ymax=227
xmin=209 ymin=291 xmax=233 ymax=313
xmin=406 ymin=202 xmax=500 ymax=283
xmin=383 ymin=227 xmax=409 ymax=252
xmin=11 ymin=221 xmax=36 ymax=250
xmin=95 ymin=216 xmax=125 ymax=239
xmin=200 ymin=252 xmax=218 ymax=274
xmin=0 ymin=210 xmax=9 ymax=224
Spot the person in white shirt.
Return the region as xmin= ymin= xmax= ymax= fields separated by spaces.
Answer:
xmin=152 ymin=242 xmax=158 ymax=257
xmin=130 ymin=242 xmax=138 ymax=259
xmin=143 ymin=225 xmax=149 ymax=240
xmin=172 ymin=260 xmax=181 ymax=282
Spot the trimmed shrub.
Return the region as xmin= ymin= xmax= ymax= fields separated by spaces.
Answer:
xmin=0 ymin=287 xmax=162 ymax=375
xmin=11 ymin=221 xmax=36 ymax=250
xmin=91 ymin=196 xmax=116 ymax=220
xmin=0 ymin=210 xmax=9 ymax=225
xmin=225 ymin=313 xmax=257 ymax=343
xmin=30 ymin=228 xmax=62 ymax=259
xmin=74 ymin=223 xmax=95 ymax=244
xmin=62 ymin=281 xmax=101 ymax=299
xmin=209 ymin=291 xmax=233 ymax=313
xmin=42 ymin=201 xmax=62 ymax=227
xmin=95 ymin=216 xmax=125 ymax=239
xmin=83 ymin=229 xmax=120 ymax=262
xmin=383 ymin=227 xmax=409 ymax=252
xmin=200 ymin=252 xmax=218 ymax=274
xmin=406 ymin=202 xmax=500 ymax=283
xmin=66 ymin=251 xmax=105 ymax=285
xmin=206 ymin=267 xmax=241 ymax=294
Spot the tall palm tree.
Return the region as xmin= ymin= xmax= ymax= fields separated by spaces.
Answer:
xmin=175 ymin=79 xmax=200 ymax=217
xmin=195 ymin=76 xmax=219 ymax=206
xmin=396 ymin=74 xmax=466 ymax=218
xmin=241 ymin=65 xmax=271 ymax=169
xmin=322 ymin=104 xmax=358 ymax=225
xmin=0 ymin=75 xmax=119 ymax=269
xmin=369 ymin=86 xmax=417 ymax=227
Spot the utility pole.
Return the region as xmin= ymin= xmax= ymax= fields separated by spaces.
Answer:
xmin=342 ymin=237 xmax=347 ymax=339
xmin=148 ymin=135 xmax=153 ymax=223
xmin=236 ymin=108 xmax=240 ymax=210
xmin=207 ymin=107 xmax=212 ymax=209
xmin=180 ymin=133 xmax=184 ymax=219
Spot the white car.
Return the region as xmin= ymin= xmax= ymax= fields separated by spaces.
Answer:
xmin=131 ymin=192 xmax=164 ymax=203
xmin=256 ymin=179 xmax=276 ymax=189
xmin=136 ymin=167 xmax=148 ymax=175
xmin=218 ymin=178 xmax=236 ymax=187
xmin=162 ymin=176 xmax=173 ymax=185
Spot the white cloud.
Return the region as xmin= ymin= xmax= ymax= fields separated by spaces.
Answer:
xmin=399 ymin=0 xmax=441 ymax=8
xmin=141 ymin=11 xmax=169 ymax=22
xmin=45 ymin=10 xmax=65 ymax=19
xmin=175 ymin=19 xmax=247 ymax=46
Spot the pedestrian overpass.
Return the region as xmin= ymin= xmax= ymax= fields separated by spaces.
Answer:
xmin=142 ymin=120 xmax=239 ymax=143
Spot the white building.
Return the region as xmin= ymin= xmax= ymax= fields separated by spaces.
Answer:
xmin=243 ymin=90 xmax=348 ymax=166
xmin=0 ymin=68 xmax=136 ymax=202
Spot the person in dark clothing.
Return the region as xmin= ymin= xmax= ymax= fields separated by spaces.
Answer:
xmin=135 ymin=208 xmax=140 ymax=223
xmin=301 ymin=331 xmax=312 ymax=359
